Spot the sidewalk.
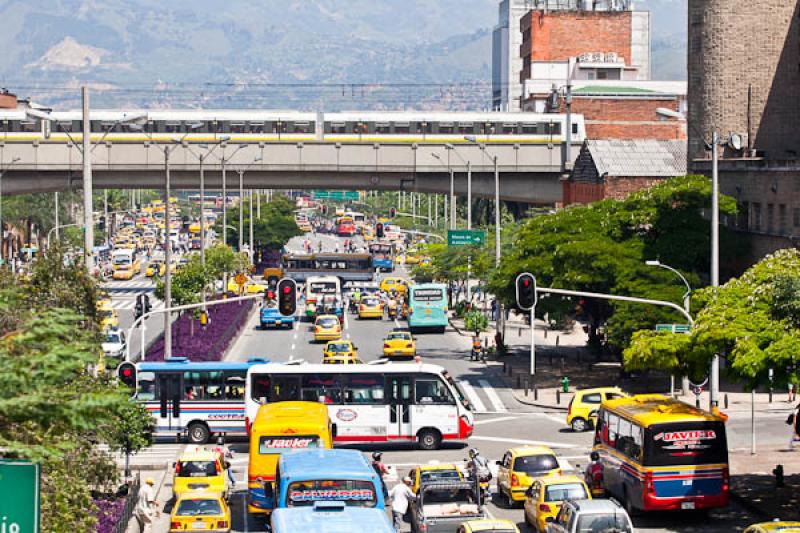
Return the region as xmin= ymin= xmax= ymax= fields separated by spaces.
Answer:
xmin=452 ymin=313 xmax=797 ymax=415
xmin=125 ymin=470 xmax=170 ymax=533
xmin=728 ymin=444 xmax=800 ymax=521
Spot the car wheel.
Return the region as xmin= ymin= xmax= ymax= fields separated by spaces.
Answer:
xmin=187 ymin=422 xmax=210 ymax=444
xmin=571 ymin=417 xmax=587 ymax=432
xmin=417 ymin=428 xmax=441 ymax=451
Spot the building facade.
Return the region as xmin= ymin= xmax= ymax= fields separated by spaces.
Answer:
xmin=688 ymin=0 xmax=800 ymax=257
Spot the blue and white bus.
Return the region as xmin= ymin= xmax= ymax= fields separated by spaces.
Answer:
xmin=407 ymin=283 xmax=448 ymax=333
xmin=368 ymin=243 xmax=394 ymax=272
xmin=117 ymin=357 xmax=270 ymax=444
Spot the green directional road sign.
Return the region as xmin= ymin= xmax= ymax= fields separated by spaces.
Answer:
xmin=0 ymin=460 xmax=40 ymax=533
xmin=655 ymin=324 xmax=691 ymax=334
xmin=312 ymin=190 xmax=359 ymax=201
xmin=448 ymin=229 xmax=486 ymax=247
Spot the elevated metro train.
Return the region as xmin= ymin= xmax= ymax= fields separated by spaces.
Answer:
xmin=0 ymin=109 xmax=586 ymax=144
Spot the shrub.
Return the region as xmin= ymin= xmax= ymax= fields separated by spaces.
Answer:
xmin=464 ymin=310 xmax=489 ymax=333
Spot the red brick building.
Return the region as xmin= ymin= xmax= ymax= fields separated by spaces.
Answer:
xmin=0 ymin=90 xmax=17 ymax=109
xmin=563 ymin=139 xmax=687 ymax=205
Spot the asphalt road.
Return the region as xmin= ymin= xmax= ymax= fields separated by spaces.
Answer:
xmin=135 ymin=233 xmax=765 ymax=532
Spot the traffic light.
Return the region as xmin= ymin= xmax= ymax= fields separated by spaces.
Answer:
xmin=277 ymin=278 xmax=297 ymax=316
xmin=98 ymin=216 xmax=106 ymax=232
xmin=376 ymin=222 xmax=384 ymax=238
xmin=515 ymin=273 xmax=537 ymax=310
xmin=389 ymin=207 xmax=396 ymax=218
xmin=117 ymin=362 xmax=137 ymax=389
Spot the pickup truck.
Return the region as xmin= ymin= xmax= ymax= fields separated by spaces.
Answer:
xmin=260 ymin=306 xmax=295 ymax=329
xmin=410 ymin=480 xmax=486 ymax=533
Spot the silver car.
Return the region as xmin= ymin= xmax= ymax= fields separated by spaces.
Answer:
xmin=546 ymin=499 xmax=634 ymax=533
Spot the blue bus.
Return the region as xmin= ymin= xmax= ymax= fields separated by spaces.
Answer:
xmin=407 ymin=283 xmax=448 ymax=333
xmin=271 ymin=503 xmax=394 ymax=533
xmin=260 ymin=449 xmax=385 ymax=512
xmin=116 ymin=357 xmax=270 ymax=444
xmin=369 ymin=243 xmax=394 ymax=272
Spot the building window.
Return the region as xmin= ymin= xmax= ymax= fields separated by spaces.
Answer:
xmin=738 ymin=202 xmax=750 ymax=231
xmin=767 ymin=203 xmax=775 ymax=233
xmin=779 ymin=204 xmax=788 ymax=235
xmin=753 ymin=203 xmax=762 ymax=232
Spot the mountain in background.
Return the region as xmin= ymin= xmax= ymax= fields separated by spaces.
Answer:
xmin=0 ymin=0 xmax=686 ymax=109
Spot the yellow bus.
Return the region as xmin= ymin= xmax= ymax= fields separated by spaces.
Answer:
xmin=247 ymin=401 xmax=334 ymax=514
xmin=593 ymin=394 xmax=729 ymax=514
xmin=111 ymin=248 xmax=140 ymax=280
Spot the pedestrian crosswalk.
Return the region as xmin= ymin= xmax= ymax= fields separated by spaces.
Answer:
xmin=99 ymin=443 xmax=185 ymax=468
xmin=102 ymin=279 xmax=155 ymax=294
xmin=112 ymin=298 xmax=165 ymax=311
xmin=457 ymin=378 xmax=510 ymax=413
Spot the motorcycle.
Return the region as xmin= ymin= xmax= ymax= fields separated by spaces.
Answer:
xmin=387 ymin=300 xmax=398 ymax=319
xmin=584 ymin=461 xmax=605 ymax=498
xmin=465 ymin=458 xmax=491 ymax=503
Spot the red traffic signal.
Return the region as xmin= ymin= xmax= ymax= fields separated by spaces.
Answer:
xmin=117 ymin=362 xmax=137 ymax=389
xmin=376 ymin=223 xmax=385 ymax=238
xmin=277 ymin=278 xmax=297 ymax=317
xmin=389 ymin=207 xmax=397 ymax=218
xmin=516 ymin=273 xmax=537 ymax=310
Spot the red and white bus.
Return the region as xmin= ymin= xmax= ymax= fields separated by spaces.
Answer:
xmin=245 ymin=363 xmax=474 ymax=450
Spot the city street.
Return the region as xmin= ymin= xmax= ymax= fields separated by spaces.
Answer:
xmin=131 ymin=233 xmax=766 ymax=533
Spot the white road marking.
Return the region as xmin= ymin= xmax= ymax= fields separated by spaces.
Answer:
xmin=394 ymin=318 xmax=400 ymax=328
xmin=459 ymin=381 xmax=487 ymax=413
xmin=290 ymin=344 xmax=296 ymax=351
xmin=470 ymin=435 xmax=579 ymax=449
xmin=478 ymin=379 xmax=507 ymax=413
xmin=473 ymin=416 xmax=520 ymax=426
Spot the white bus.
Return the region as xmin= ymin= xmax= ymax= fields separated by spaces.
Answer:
xmin=245 ymin=363 xmax=474 ymax=450
xmin=304 ymin=275 xmax=342 ymax=306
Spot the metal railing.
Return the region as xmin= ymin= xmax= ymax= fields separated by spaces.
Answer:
xmin=113 ymin=477 xmax=140 ymax=533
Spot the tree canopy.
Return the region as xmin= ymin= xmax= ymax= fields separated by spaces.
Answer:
xmin=625 ymin=249 xmax=800 ymax=386
xmin=488 ymin=175 xmax=745 ymax=354
xmin=219 ymin=194 xmax=302 ymax=251
xmin=0 ymin=248 xmax=152 ymax=532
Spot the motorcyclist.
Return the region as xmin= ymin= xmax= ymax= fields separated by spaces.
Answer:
xmin=471 ymin=333 xmax=482 ymax=360
xmin=585 ymin=451 xmax=604 ymax=495
xmin=467 ymin=448 xmax=491 ymax=499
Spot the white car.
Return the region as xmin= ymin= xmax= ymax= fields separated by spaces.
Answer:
xmin=102 ymin=329 xmax=127 ymax=359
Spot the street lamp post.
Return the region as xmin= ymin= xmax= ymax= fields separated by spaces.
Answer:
xmin=646 ymin=259 xmax=693 ymax=397
xmin=710 ymin=130 xmax=720 ymax=410
xmin=430 ymin=152 xmax=456 ymax=230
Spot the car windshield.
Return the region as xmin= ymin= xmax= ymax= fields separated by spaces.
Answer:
xmin=544 ymin=483 xmax=588 ymax=502
xmin=420 ymin=469 xmax=460 ymax=483
xmin=177 ymin=460 xmax=217 ymax=477
xmin=327 ymin=343 xmax=351 ymax=352
xmin=513 ymin=454 xmax=558 ymax=473
xmin=100 ymin=310 xmax=114 ymax=319
xmin=362 ymin=299 xmax=380 ymax=306
xmin=105 ymin=332 xmax=121 ymax=343
xmin=387 ymin=333 xmax=410 ymax=341
xmin=317 ymin=318 xmax=338 ymax=328
xmin=175 ymin=498 xmax=222 ymax=517
xmin=575 ymin=512 xmax=632 ymax=533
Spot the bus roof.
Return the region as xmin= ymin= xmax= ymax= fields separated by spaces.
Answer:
xmin=280 ymin=449 xmax=377 ymax=481
xmin=602 ymin=394 xmax=726 ymax=427
xmin=271 ymin=506 xmax=393 ymax=532
xmin=410 ymin=282 xmax=446 ymax=289
xmin=252 ymin=401 xmax=329 ymax=432
xmin=248 ymin=362 xmax=447 ymax=375
xmin=138 ymin=359 xmax=269 ymax=372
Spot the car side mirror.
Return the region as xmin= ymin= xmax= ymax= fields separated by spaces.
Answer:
xmin=495 ymin=460 xmax=502 ymax=466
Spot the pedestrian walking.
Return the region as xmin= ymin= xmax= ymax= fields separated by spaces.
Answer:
xmin=134 ymin=477 xmax=158 ymax=532
xmin=789 ymin=382 xmax=797 ymax=403
xmin=788 ymin=404 xmax=800 ymax=450
xmin=388 ymin=476 xmax=415 ymax=532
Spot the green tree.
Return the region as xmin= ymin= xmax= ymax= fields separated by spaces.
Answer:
xmin=219 ymin=195 xmax=302 ymax=251
xmin=489 ymin=175 xmax=744 ymax=355
xmin=625 ymin=249 xmax=800 ymax=386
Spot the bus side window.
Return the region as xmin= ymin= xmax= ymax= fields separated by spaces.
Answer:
xmin=594 ymin=411 xmax=605 ymax=445
xmin=273 ymin=375 xmax=301 ymax=402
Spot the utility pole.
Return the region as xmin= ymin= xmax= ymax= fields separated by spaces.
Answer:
xmin=54 ymin=192 xmax=60 ymax=243
xmin=222 ymin=157 xmax=228 ymax=247
xmin=249 ymin=190 xmax=254 ymax=260
xmin=81 ymin=86 xmax=94 ymax=271
xmin=200 ymin=155 xmax=206 ymax=265
xmin=104 ymin=189 xmax=109 ymax=246
xmin=238 ymin=170 xmax=244 ymax=252
xmin=710 ymin=130 xmax=720 ymax=409
xmin=467 ymin=161 xmax=472 ymax=230
xmin=163 ymin=148 xmax=173 ymax=359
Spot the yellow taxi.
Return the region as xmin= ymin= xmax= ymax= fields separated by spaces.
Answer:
xmin=566 ymin=386 xmax=628 ymax=432
xmin=362 ymin=226 xmax=375 ymax=241
xmin=170 ymin=491 xmax=231 ymax=532
xmin=97 ymin=302 xmax=119 ymax=330
xmin=173 ymin=448 xmax=230 ymax=499
xmin=323 ymin=340 xmax=358 ymax=362
xmin=226 ymin=277 xmax=267 ymax=295
xmin=457 ymin=519 xmax=520 ymax=533
xmin=404 ymin=252 xmax=422 ymax=265
xmin=496 ymin=446 xmax=561 ymax=506
xmin=408 ymin=463 xmax=464 ymax=494
xmin=358 ymin=296 xmax=384 ymax=319
xmin=744 ymin=523 xmax=800 ymax=533
xmin=382 ymin=330 xmax=416 ymax=358
xmin=380 ymin=276 xmax=409 ymax=295
xmin=313 ymin=314 xmax=342 ymax=342
xmin=146 ymin=261 xmax=165 ymax=277
xmin=523 ymin=475 xmax=590 ymax=532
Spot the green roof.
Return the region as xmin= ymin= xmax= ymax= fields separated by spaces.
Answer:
xmin=573 ymin=86 xmax=657 ymax=94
